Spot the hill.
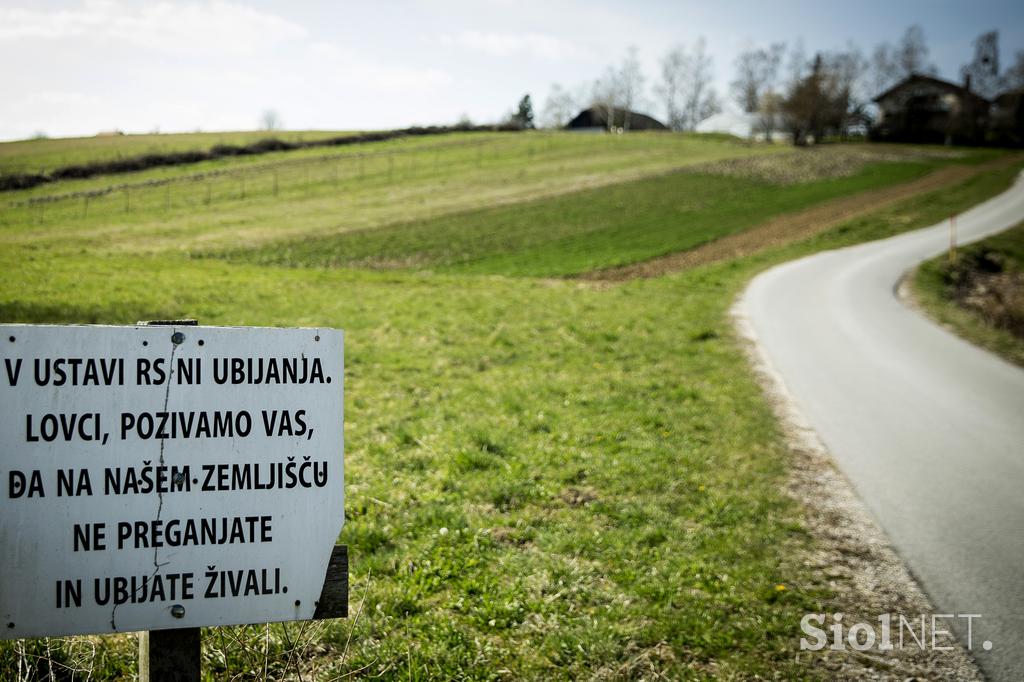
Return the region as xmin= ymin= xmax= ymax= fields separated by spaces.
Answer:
xmin=1 ymin=130 xmax=1019 ymax=680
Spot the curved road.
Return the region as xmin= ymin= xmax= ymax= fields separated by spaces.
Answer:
xmin=738 ymin=172 xmax=1024 ymax=680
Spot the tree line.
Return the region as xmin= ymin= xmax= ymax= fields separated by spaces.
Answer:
xmin=536 ymin=26 xmax=1024 ymax=142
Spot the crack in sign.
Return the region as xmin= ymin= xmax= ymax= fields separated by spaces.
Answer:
xmin=110 ymin=333 xmax=178 ymax=631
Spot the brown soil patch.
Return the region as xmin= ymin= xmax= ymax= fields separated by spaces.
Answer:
xmin=693 ymin=146 xmax=964 ymax=185
xmin=583 ymin=154 xmax=1024 ymax=282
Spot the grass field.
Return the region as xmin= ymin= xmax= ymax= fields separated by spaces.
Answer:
xmin=0 ymin=130 xmax=355 ymax=175
xmin=0 ymin=130 xmax=1019 ymax=679
xmin=232 ymin=159 xmax=934 ymax=277
xmin=914 ymin=221 xmax=1024 ymax=366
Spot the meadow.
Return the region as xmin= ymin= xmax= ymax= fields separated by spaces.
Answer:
xmin=0 ymin=130 xmax=1019 ymax=680
xmin=914 ymin=220 xmax=1024 ymax=366
xmin=0 ymin=130 xmax=353 ymax=175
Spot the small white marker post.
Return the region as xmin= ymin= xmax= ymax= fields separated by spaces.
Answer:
xmin=949 ymin=214 xmax=958 ymax=265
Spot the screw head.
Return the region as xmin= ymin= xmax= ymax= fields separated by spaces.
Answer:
xmin=171 ymin=332 xmax=185 ymax=345
xmin=170 ymin=604 xmax=186 ymax=619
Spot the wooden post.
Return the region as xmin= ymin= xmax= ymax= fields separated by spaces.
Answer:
xmin=138 ymin=320 xmax=200 ymax=682
xmin=139 ymin=628 xmax=200 ymax=682
xmin=313 ymin=545 xmax=349 ymax=619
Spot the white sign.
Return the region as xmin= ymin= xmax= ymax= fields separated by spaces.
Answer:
xmin=0 ymin=324 xmax=344 ymax=638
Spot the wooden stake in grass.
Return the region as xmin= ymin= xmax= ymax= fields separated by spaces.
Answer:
xmin=948 ymin=215 xmax=956 ymax=261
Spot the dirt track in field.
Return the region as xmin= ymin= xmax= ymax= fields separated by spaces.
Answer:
xmin=581 ymin=153 xmax=1024 ymax=282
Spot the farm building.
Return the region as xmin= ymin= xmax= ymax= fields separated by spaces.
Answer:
xmin=991 ymin=90 xmax=1024 ymax=146
xmin=872 ymin=74 xmax=990 ymax=144
xmin=566 ymin=106 xmax=667 ymax=131
xmin=695 ymin=111 xmax=790 ymax=142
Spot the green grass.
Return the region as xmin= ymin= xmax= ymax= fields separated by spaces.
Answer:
xmin=0 ymin=134 xmax=1019 ymax=679
xmin=233 ymin=160 xmax=935 ymax=277
xmin=913 ymin=221 xmax=1024 ymax=366
xmin=1 ymin=133 xmax=787 ymax=255
xmin=0 ymin=129 xmax=356 ymax=175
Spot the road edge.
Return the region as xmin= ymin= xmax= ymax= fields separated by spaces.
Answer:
xmin=729 ymin=293 xmax=984 ymax=680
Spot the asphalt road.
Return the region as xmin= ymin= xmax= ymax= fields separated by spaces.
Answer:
xmin=738 ymin=172 xmax=1024 ymax=681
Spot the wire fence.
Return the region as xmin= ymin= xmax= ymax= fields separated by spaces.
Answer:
xmin=4 ymin=134 xmax=577 ymax=226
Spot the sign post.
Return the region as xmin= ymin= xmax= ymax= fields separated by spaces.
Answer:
xmin=137 ymin=320 xmax=200 ymax=682
xmin=0 ymin=321 xmax=347 ymax=676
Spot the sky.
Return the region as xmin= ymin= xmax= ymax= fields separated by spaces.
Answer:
xmin=1 ymin=0 xmax=1023 ymax=141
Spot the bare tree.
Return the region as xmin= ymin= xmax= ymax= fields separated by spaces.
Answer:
xmin=591 ymin=68 xmax=620 ymax=131
xmin=786 ymin=38 xmax=807 ymax=89
xmin=829 ymin=47 xmax=871 ymax=137
xmin=658 ymin=47 xmax=688 ymax=129
xmin=871 ymin=42 xmax=899 ymax=95
xmin=658 ymin=39 xmax=721 ymax=131
xmin=260 ymin=110 xmax=282 ymax=131
xmin=1005 ymin=50 xmax=1024 ymax=90
xmin=540 ymin=84 xmax=578 ymax=129
xmin=618 ymin=46 xmax=645 ymax=130
xmin=732 ymin=50 xmax=761 ymax=113
xmin=698 ymin=89 xmax=722 ymax=126
xmin=961 ymin=30 xmax=1001 ymax=98
xmin=897 ymin=25 xmax=932 ymax=76
xmin=684 ymin=39 xmax=720 ymax=129
xmin=757 ymin=92 xmax=785 ymax=140
xmin=731 ymin=42 xmax=785 ymax=115
xmin=871 ymin=25 xmax=937 ymax=95
xmin=590 ymin=48 xmax=646 ymax=131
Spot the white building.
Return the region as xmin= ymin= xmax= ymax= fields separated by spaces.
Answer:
xmin=695 ymin=110 xmax=790 ymax=142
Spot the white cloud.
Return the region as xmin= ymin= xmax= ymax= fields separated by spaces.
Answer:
xmin=307 ymin=41 xmax=453 ymax=93
xmin=0 ymin=0 xmax=306 ymax=56
xmin=441 ymin=30 xmax=591 ymax=61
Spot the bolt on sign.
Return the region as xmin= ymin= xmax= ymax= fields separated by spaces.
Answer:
xmin=0 ymin=324 xmax=344 ymax=638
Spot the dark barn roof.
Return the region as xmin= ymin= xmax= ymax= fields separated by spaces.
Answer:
xmin=873 ymin=74 xmax=990 ymax=108
xmin=567 ymin=106 xmax=668 ymax=131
